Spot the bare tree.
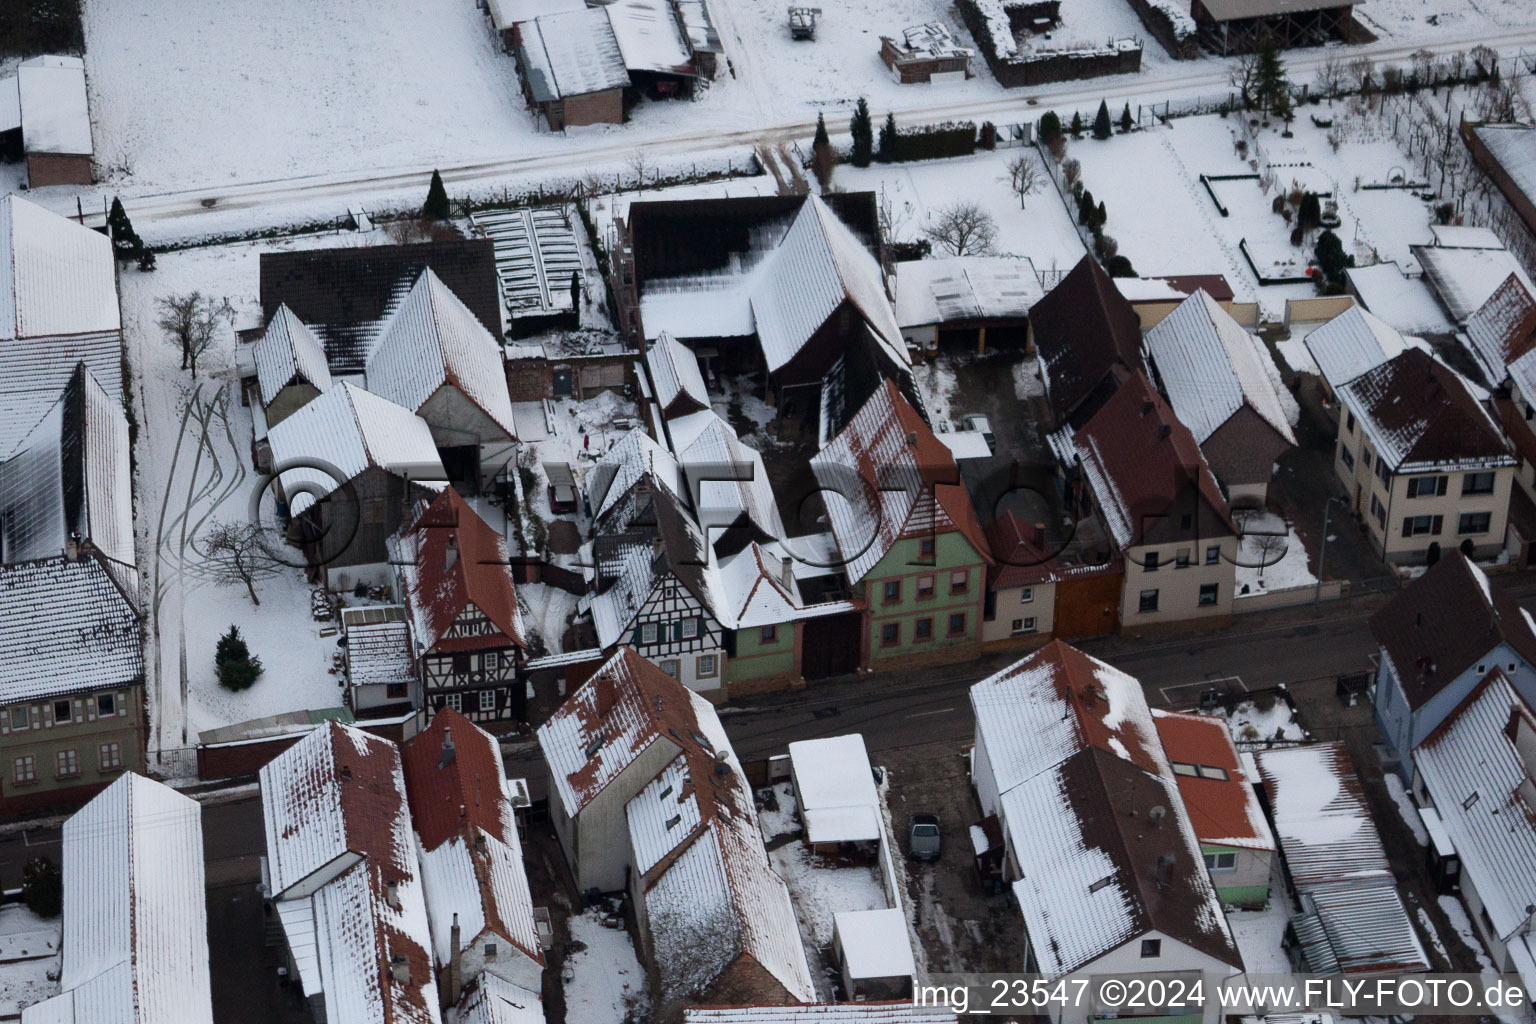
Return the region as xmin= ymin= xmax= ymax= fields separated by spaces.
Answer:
xmin=1470 ymin=44 xmax=1498 ymax=80
xmin=1347 ymin=55 xmax=1376 ymax=95
xmin=1410 ymin=48 xmax=1436 ymax=87
xmin=876 ymin=186 xmax=910 ymax=244
xmin=923 ymin=201 xmax=999 ymax=256
xmin=1251 ymin=532 xmax=1288 ymax=579
xmin=626 ymin=148 xmax=651 ymax=189
xmin=1004 ymin=153 xmax=1044 ymax=209
xmin=1062 ymin=158 xmax=1082 ymax=190
xmin=1315 ymin=53 xmax=1346 ymax=100
xmin=202 ymin=520 xmax=284 ymax=606
xmin=156 ymin=292 xmax=233 ymax=378
xmin=1229 ymin=52 xmax=1261 ymax=109
xmin=384 ymin=216 xmax=459 ymax=245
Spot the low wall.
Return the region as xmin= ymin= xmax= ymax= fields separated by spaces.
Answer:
xmin=954 ymin=0 xmax=1141 ymax=88
xmin=1123 ymin=0 xmax=1198 ymax=59
xmin=1284 ymin=295 xmax=1355 ymax=326
xmin=1233 ymin=578 xmax=1344 ymax=613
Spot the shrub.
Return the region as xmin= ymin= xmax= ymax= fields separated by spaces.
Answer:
xmin=23 ymin=857 xmax=61 ymax=919
xmin=1253 ymin=691 xmax=1278 ymax=713
xmin=215 ymin=625 xmax=264 ymax=692
xmin=1106 ymin=255 xmax=1136 ymax=277
xmin=1039 ymin=110 xmax=1062 ymax=142
xmin=1069 ymin=111 xmax=1084 ymax=139
xmin=1092 ymin=100 xmax=1112 ymax=140
xmin=886 ymin=122 xmax=977 ymax=162
xmin=979 ymin=121 xmax=997 ymax=150
xmin=1314 ymin=229 xmax=1352 ymax=290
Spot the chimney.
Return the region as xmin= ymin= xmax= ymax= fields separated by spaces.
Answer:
xmin=781 ymin=556 xmax=794 ymax=589
xmin=906 ymin=430 xmax=919 ymax=447
xmin=440 ymin=725 xmax=456 ymax=770
xmin=389 ymin=955 xmax=411 ymax=986
xmin=1157 ymin=424 xmax=1172 ymax=439
xmin=1031 ymin=522 xmax=1046 ymax=547
xmin=447 ymin=913 xmax=464 ymax=1006
xmin=65 ymin=532 xmax=81 ymax=560
xmin=1154 ymin=854 xmax=1175 ymax=890
xmin=385 ymin=880 xmax=401 ymax=911
xmin=445 ymin=534 xmax=459 ymax=572
xmin=1140 ymin=399 xmax=1153 ymax=416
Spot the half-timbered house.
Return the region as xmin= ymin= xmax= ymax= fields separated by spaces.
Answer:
xmin=390 ymin=487 xmax=529 ymax=726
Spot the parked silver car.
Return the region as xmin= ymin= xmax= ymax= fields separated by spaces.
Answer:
xmin=909 ymin=813 xmax=941 ymax=861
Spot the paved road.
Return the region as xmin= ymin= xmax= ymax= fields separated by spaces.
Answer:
xmin=38 ymin=24 xmax=1536 ymax=240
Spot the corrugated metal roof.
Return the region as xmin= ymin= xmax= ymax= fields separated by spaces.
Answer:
xmin=0 ymin=194 xmax=119 ymax=342
xmin=16 ymin=56 xmax=91 ymax=156
xmin=255 ymin=305 xmax=332 ymax=408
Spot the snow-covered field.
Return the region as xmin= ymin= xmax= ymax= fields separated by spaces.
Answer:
xmin=564 ymin=909 xmax=649 ymax=1024
xmin=1235 ymin=522 xmax=1318 ymax=597
xmin=0 ymin=905 xmax=60 ymax=1019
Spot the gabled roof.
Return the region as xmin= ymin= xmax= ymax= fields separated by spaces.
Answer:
xmin=1338 ymin=348 xmax=1511 ymax=472
xmin=26 ymin=774 xmax=211 ymax=1024
xmin=892 ymin=256 xmax=1040 ymax=329
xmin=365 ymin=269 xmax=516 ymax=440
xmin=587 ymin=426 xmax=686 ymax=525
xmin=646 ymin=331 xmax=710 ymax=418
xmin=811 ymin=379 xmax=989 ymax=583
xmin=984 ymin=511 xmax=1060 ymax=590
xmin=971 ymin=640 xmax=1164 ymax=795
xmin=1414 ymin=241 xmax=1535 ymax=325
xmin=605 ymin=0 xmax=695 ymax=75
xmin=1473 ymin=124 xmax=1536 ymax=210
xmin=1145 ymin=289 xmax=1296 ymax=447
xmin=1465 ymin=273 xmax=1536 ymax=387
xmin=537 ymin=647 xmax=731 ymax=818
xmin=673 ymin=410 xmax=785 ymax=549
xmin=260 ymin=241 xmax=502 ymax=374
xmin=1051 ymin=371 xmax=1233 ymax=551
xmin=16 ymin=56 xmax=90 ymax=156
xmin=259 ymin=722 xmax=440 ymax=1023
xmin=0 ymin=193 xmax=120 ymax=341
xmin=255 ymin=304 xmax=333 ymax=407
xmin=1302 ymin=305 xmax=1418 ymax=394
xmin=402 ymin=709 xmax=515 ymax=851
xmin=749 ymin=196 xmax=906 ymax=376
xmin=454 ymin=975 xmax=544 ymax=1024
xmin=1030 ymin=255 xmax=1143 ymax=424
xmin=1415 ymin=672 xmax=1536 ymax=942
xmin=391 ymin=488 xmax=526 ymax=654
xmin=1151 ymin=710 xmax=1275 ymax=852
xmin=1369 ymin=552 xmax=1536 ymax=711
xmin=685 ymin=1007 xmax=954 ymax=1023
xmin=0 ymin=557 xmax=140 ymax=705
xmin=521 ymin=8 xmax=630 ymax=102
xmin=268 ymin=382 xmax=446 ymax=514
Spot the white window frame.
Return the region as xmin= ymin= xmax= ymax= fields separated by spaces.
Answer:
xmin=681 ymin=617 xmax=700 ymax=640
xmin=56 ymin=749 xmax=79 ymax=779
xmin=479 ymin=690 xmax=497 ymax=712
xmin=98 ymin=742 xmax=123 ymax=771
xmin=444 ymin=692 xmax=463 ymax=712
xmin=641 ymin=622 xmax=659 ymax=644
xmin=13 ymin=755 xmax=35 ymax=784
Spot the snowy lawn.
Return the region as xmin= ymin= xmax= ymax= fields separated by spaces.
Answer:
xmin=1234 ymin=516 xmax=1318 ymax=597
xmin=564 ymin=909 xmax=648 ymax=1024
xmin=1227 ymin=900 xmax=1291 ymax=974
xmin=1224 ymin=696 xmax=1307 ymax=745
xmin=833 ymin=151 xmax=1087 ymax=276
xmin=0 ymin=905 xmax=60 ymax=1019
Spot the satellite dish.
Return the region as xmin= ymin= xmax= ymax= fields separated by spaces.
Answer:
xmin=1148 ymin=805 xmax=1167 ymax=823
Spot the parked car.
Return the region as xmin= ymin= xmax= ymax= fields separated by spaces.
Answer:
xmin=909 ymin=813 xmax=941 ymax=860
xmin=961 ymin=414 xmax=994 ymax=453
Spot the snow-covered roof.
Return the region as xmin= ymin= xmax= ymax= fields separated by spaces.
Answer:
xmin=1474 ymin=124 xmax=1536 ymax=210
xmin=587 ymin=426 xmax=686 ymax=523
xmin=341 ymin=607 xmax=414 ymax=689
xmin=673 ymin=411 xmax=785 ymax=546
xmin=646 ymin=332 xmax=710 ymax=418
xmin=366 ymin=269 xmax=516 ymax=440
xmin=267 ymin=382 xmax=446 ymax=514
xmin=522 ymin=9 xmax=630 ymax=102
xmin=892 ymin=257 xmax=1039 ymax=329
xmin=1414 ymin=242 xmax=1536 ymax=324
xmin=1430 ymin=225 xmax=1504 ymax=249
xmin=1343 ymin=263 xmax=1451 ymax=336
xmin=537 ymin=647 xmax=730 ymax=818
xmin=750 ymin=196 xmax=906 ymax=376
xmin=1415 ymin=673 xmax=1536 ymax=943
xmin=417 ymin=830 xmax=538 ymax=970
xmin=604 ymin=0 xmax=694 ymax=75
xmin=0 ymin=76 xmax=18 ymax=135
xmin=713 ymin=540 xmax=854 ymax=629
xmin=259 ymin=722 xmax=440 ymax=1024
xmin=1336 ymin=348 xmax=1511 ymax=473
xmin=1145 ymin=289 xmax=1296 ymax=446
xmin=0 ymin=193 xmax=120 ymax=341
xmin=0 ymin=557 xmax=140 ymax=705
xmin=640 ymin=273 xmax=760 ymax=342
xmin=811 ymin=379 xmax=989 ymax=583
xmin=24 ymin=774 xmax=211 ymax=1024
xmin=1303 ymin=305 xmax=1419 ymax=394
xmin=16 ymin=56 xmax=91 ymax=157
xmin=469 ymin=206 xmax=583 ymax=321
xmin=884 ymin=21 xmax=973 ymax=61
xmin=1253 ymin=743 xmax=1389 ymax=891
xmin=788 ymin=734 xmax=881 ymax=845
xmin=454 ymin=975 xmax=543 ymax=1024
xmin=487 ymin=0 xmax=584 ymax=31
xmin=685 ymin=1008 xmax=954 ymax=1023
xmin=1465 ymin=273 xmax=1536 ymax=387
xmin=833 ymin=908 xmax=915 ymax=979
xmin=255 ymin=305 xmax=332 ymax=407
xmin=0 ymin=331 xmax=124 ymax=459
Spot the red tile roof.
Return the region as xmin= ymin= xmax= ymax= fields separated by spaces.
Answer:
xmin=985 ymin=510 xmax=1058 ymax=589
xmin=400 ymin=487 xmax=526 ymax=651
xmin=1152 ymin=710 xmax=1275 ymax=851
xmin=401 ymin=708 xmax=512 ymax=851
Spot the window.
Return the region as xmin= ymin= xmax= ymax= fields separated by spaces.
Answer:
xmin=883 ymin=581 xmax=902 ymax=604
xmin=1463 ymin=471 xmax=1496 ymax=495
xmin=919 ymin=538 xmax=936 ymax=559
xmin=1205 ymin=545 xmax=1220 ymax=565
xmin=1408 ymin=475 xmax=1448 ymax=498
xmin=681 ymin=617 xmax=700 ymax=639
xmin=1370 ymin=494 xmax=1386 ymax=529
xmin=949 ymin=569 xmax=969 ymax=595
xmin=1345 ymin=411 xmax=1356 ymax=433
xmin=1199 ymin=582 xmax=1219 ymax=607
xmin=9 ymin=707 xmax=28 ymax=731
xmin=444 ymin=692 xmax=462 ymax=712
xmin=1179 ymin=513 xmax=1192 ymax=530
xmin=1338 ymin=442 xmax=1355 ymax=470
xmin=1172 ymin=762 xmax=1199 ymax=777
xmin=385 ymin=682 xmax=408 ymax=700
xmin=660 ymin=659 xmax=681 ymax=678
xmin=760 ymin=625 xmax=778 ymax=644
xmin=1139 ymin=589 xmax=1159 ymax=613
xmin=1204 ymin=851 xmax=1237 ymax=872
xmin=483 ymin=652 xmax=499 ymax=673
xmin=1401 ymin=514 xmax=1442 ymax=537
xmin=1140 ymin=939 xmax=1161 ymax=958
xmin=1175 ymin=548 xmax=1191 ymax=569
xmin=1020 ymin=587 xmax=1034 ymax=603
xmin=914 ymin=618 xmax=933 ymax=642
xmin=948 ymin=612 xmax=967 ymax=636
xmin=55 ymin=749 xmax=79 ymax=778
xmin=1375 ymin=458 xmax=1392 ymax=486
xmin=98 ymin=743 xmax=122 ymax=771
xmin=13 ymin=755 xmax=35 ymax=784
xmin=53 ymin=700 xmax=71 ymax=724
xmin=1459 ymin=511 xmax=1493 ymax=535
xmin=1011 ymin=617 xmax=1037 ymax=635
xmin=1362 ymin=449 xmax=1372 ymax=469
xmin=916 ymin=575 xmax=935 ymax=599
xmin=641 ymin=623 xmax=659 ymax=645
xmin=1143 ymin=551 xmax=1160 ymax=572
xmin=697 ymin=654 xmax=718 ymax=678
xmin=96 ymin=694 xmax=115 ymax=717
xmin=452 ymin=652 xmax=471 ymax=674
xmin=484 ymin=943 xmax=498 ymax=959
xmin=880 ymin=623 xmax=900 ymax=647
xmin=479 ymin=690 xmax=497 ymax=711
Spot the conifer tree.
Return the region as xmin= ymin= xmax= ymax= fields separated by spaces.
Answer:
xmin=849 ymin=98 xmax=873 ymax=168
xmin=1119 ymin=103 xmax=1133 ymax=133
xmin=1092 ymin=100 xmax=1112 ymax=140
xmin=422 ymin=169 xmax=451 ymax=220
xmin=1070 ymin=111 xmax=1084 ymax=139
xmin=106 ymin=197 xmax=142 ymax=261
xmin=215 ymin=625 xmax=264 ymax=691
xmin=877 ymin=112 xmax=897 ymax=162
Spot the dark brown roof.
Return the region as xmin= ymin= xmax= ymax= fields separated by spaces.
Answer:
xmin=260 ymin=240 xmax=502 ymax=373
xmin=1148 ymin=274 xmax=1235 ymax=302
xmin=400 ymin=488 xmax=526 ymax=651
xmin=985 ymin=510 xmax=1059 ymax=589
xmin=1031 ymin=255 xmax=1144 ymax=425
xmin=1339 ymin=348 xmax=1512 ymax=470
xmin=1369 ymin=552 xmax=1536 ymax=710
